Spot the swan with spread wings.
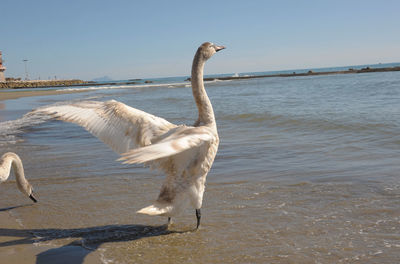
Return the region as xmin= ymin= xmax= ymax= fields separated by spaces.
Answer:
xmin=32 ymin=42 xmax=224 ymax=229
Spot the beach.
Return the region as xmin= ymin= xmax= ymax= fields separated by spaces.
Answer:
xmin=1 ymin=69 xmax=400 ymax=263
xmin=2 ymin=0 xmax=400 ymax=262
xmin=0 ymin=88 xmax=113 ymax=264
xmin=0 ymin=209 xmax=101 ymax=264
xmin=0 ymin=89 xmax=86 ymax=101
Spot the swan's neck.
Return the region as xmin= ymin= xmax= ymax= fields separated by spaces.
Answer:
xmin=0 ymin=153 xmax=29 ymax=194
xmin=191 ymin=53 xmax=216 ymax=126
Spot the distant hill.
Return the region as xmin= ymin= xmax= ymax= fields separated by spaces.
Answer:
xmin=91 ymin=76 xmax=113 ymax=82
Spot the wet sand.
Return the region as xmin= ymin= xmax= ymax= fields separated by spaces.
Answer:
xmin=0 ymin=89 xmax=86 ymax=101
xmin=0 ymin=208 xmax=101 ymax=264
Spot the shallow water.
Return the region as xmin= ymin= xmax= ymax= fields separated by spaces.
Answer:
xmin=1 ymin=71 xmax=400 ymax=263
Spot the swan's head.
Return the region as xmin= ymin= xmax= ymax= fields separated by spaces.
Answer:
xmin=28 ymin=186 xmax=38 ymax=203
xmin=17 ymin=180 xmax=37 ymax=203
xmin=197 ymin=42 xmax=225 ymax=61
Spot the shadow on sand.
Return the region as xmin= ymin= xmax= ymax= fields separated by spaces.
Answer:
xmin=0 ymin=205 xmax=190 ymax=264
xmin=0 ymin=204 xmax=33 ymax=212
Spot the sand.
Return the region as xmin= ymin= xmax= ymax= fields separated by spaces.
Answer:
xmin=0 ymin=89 xmax=85 ymax=101
xmin=0 ymin=209 xmax=102 ymax=264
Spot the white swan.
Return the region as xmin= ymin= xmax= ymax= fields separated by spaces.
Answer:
xmin=0 ymin=152 xmax=38 ymax=203
xmin=32 ymin=42 xmax=225 ymax=228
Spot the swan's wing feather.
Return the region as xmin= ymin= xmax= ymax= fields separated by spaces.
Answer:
xmin=132 ymin=127 xmax=219 ymax=216
xmin=118 ymin=131 xmax=213 ymax=164
xmin=31 ymin=100 xmax=176 ymax=154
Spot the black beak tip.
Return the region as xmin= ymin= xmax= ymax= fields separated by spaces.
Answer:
xmin=215 ymin=45 xmax=226 ymax=52
xmin=29 ymin=194 xmax=38 ymax=203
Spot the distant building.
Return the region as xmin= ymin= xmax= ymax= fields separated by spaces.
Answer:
xmin=0 ymin=51 xmax=6 ymax=82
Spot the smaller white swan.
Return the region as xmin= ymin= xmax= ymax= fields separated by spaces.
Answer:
xmin=0 ymin=152 xmax=37 ymax=203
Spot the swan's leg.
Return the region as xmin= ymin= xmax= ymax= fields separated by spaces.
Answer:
xmin=195 ymin=209 xmax=201 ymax=229
xmin=168 ymin=217 xmax=171 ymax=225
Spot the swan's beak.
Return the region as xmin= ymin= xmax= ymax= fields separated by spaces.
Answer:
xmin=215 ymin=45 xmax=225 ymax=52
xmin=29 ymin=193 xmax=38 ymax=203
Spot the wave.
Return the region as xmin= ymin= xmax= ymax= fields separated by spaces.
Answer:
xmin=57 ymin=79 xmax=229 ymax=92
xmin=220 ymin=112 xmax=396 ymax=134
xmin=221 ymin=113 xmax=283 ymax=123
xmin=57 ymin=81 xmax=192 ymax=92
xmin=0 ymin=112 xmax=51 ymax=146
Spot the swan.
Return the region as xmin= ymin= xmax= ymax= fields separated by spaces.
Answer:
xmin=31 ymin=42 xmax=225 ymax=229
xmin=0 ymin=152 xmax=38 ymax=203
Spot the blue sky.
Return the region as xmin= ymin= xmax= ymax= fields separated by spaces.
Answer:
xmin=1 ymin=0 xmax=399 ymax=80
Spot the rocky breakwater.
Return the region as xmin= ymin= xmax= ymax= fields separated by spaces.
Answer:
xmin=185 ymin=66 xmax=400 ymax=82
xmin=0 ymin=79 xmax=89 ymax=89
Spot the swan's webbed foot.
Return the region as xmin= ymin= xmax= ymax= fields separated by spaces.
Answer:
xmin=195 ymin=209 xmax=201 ymax=229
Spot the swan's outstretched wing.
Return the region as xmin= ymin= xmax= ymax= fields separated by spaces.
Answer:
xmin=31 ymin=100 xmax=176 ymax=154
xmin=118 ymin=126 xmax=214 ymax=164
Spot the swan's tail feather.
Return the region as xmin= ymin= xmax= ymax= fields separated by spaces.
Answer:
xmin=137 ymin=204 xmax=172 ymax=216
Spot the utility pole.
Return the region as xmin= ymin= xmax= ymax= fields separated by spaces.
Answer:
xmin=23 ymin=59 xmax=29 ymax=80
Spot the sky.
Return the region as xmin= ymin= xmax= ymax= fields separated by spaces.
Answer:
xmin=1 ymin=0 xmax=400 ymax=80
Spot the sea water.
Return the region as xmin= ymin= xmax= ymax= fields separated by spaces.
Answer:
xmin=0 ymin=69 xmax=399 ymax=263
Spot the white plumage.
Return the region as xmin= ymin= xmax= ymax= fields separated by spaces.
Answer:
xmin=0 ymin=152 xmax=37 ymax=203
xmin=31 ymin=42 xmax=225 ymax=228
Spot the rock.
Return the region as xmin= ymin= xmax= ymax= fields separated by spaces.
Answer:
xmin=0 ymin=79 xmax=88 ymax=89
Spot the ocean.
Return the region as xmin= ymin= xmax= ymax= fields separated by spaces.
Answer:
xmin=0 ymin=65 xmax=399 ymax=263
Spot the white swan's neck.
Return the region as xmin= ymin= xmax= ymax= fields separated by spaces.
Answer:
xmin=191 ymin=52 xmax=216 ymax=127
xmin=0 ymin=152 xmax=30 ymax=196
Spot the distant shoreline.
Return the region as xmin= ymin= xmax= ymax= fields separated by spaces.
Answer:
xmin=188 ymin=66 xmax=400 ymax=81
xmin=0 ymin=79 xmax=141 ymax=89
xmin=1 ymin=66 xmax=400 ymax=90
